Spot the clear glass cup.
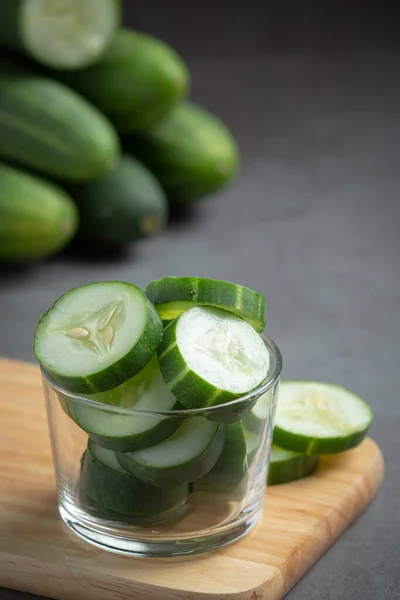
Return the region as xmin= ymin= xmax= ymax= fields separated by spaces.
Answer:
xmin=42 ymin=336 xmax=282 ymax=557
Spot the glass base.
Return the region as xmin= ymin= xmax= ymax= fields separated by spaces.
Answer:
xmin=59 ymin=497 xmax=263 ymax=557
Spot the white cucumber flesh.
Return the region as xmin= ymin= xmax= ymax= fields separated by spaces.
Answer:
xmin=20 ymin=0 xmax=120 ymax=69
xmin=35 ymin=281 xmax=162 ymax=393
xmin=158 ymin=306 xmax=270 ymax=409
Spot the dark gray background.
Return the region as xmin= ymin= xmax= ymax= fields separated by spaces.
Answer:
xmin=1 ymin=1 xmax=399 ymax=598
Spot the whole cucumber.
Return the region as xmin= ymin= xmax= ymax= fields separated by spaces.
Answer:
xmin=70 ymin=155 xmax=168 ymax=247
xmin=52 ymin=29 xmax=190 ymax=132
xmin=0 ymin=60 xmax=120 ymax=181
xmin=124 ymin=102 xmax=239 ymax=203
xmin=0 ymin=163 xmax=78 ymax=261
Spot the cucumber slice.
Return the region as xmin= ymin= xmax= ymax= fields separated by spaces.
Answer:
xmin=81 ymin=439 xmax=188 ymax=516
xmin=79 ymin=485 xmax=186 ymax=525
xmin=193 ymin=422 xmax=247 ymax=493
xmin=158 ymin=307 xmax=270 ymax=409
xmin=17 ymin=0 xmax=121 ymax=70
xmin=274 ymin=381 xmax=373 ymax=454
xmin=78 ymin=450 xmax=184 ymax=524
xmin=267 ymin=446 xmax=319 ymax=485
xmin=34 ymin=282 xmax=162 ymax=393
xmin=79 ymin=483 xmax=185 ymax=525
xmin=145 ymin=277 xmax=266 ymax=332
xmin=117 ymin=417 xmax=225 ymax=487
xmin=66 ymin=357 xmax=183 ymax=452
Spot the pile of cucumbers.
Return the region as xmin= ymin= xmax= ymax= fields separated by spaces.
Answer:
xmin=34 ymin=276 xmax=373 ymax=521
xmin=0 ymin=0 xmax=239 ymax=262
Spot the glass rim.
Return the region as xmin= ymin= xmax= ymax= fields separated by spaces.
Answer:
xmin=41 ymin=335 xmax=282 ymax=417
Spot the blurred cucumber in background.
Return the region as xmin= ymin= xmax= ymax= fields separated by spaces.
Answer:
xmin=51 ymin=28 xmax=191 ymax=133
xmin=123 ymin=102 xmax=239 ymax=205
xmin=0 ymin=163 xmax=78 ymax=262
xmin=0 ymin=0 xmax=122 ymax=70
xmin=0 ymin=0 xmax=239 ymax=262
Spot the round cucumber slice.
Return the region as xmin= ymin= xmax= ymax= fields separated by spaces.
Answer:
xmin=193 ymin=422 xmax=247 ymax=493
xmin=79 ymin=486 xmax=186 ymax=525
xmin=19 ymin=0 xmax=121 ymax=70
xmin=145 ymin=276 xmax=266 ymax=332
xmin=35 ymin=281 xmax=162 ymax=393
xmin=158 ymin=307 xmax=270 ymax=409
xmin=116 ymin=417 xmax=225 ymax=487
xmin=268 ymin=446 xmax=319 ymax=485
xmin=79 ymin=484 xmax=185 ymax=525
xmin=66 ymin=357 xmax=183 ymax=452
xmin=274 ymin=381 xmax=373 ymax=455
xmin=78 ymin=450 xmax=185 ymax=524
xmin=81 ymin=439 xmax=188 ymax=516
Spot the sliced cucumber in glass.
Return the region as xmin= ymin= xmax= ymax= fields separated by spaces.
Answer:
xmin=145 ymin=276 xmax=266 ymax=332
xmin=19 ymin=0 xmax=121 ymax=70
xmin=80 ymin=439 xmax=188 ymax=516
xmin=66 ymin=356 xmax=183 ymax=452
xmin=274 ymin=381 xmax=373 ymax=454
xmin=204 ymin=395 xmax=257 ymax=425
xmin=78 ymin=450 xmax=185 ymax=524
xmin=79 ymin=484 xmax=185 ymax=525
xmin=34 ymin=281 xmax=162 ymax=393
xmin=117 ymin=417 xmax=225 ymax=487
xmin=244 ymin=428 xmax=260 ymax=462
xmin=193 ymin=422 xmax=247 ymax=493
xmin=242 ymin=389 xmax=273 ymax=433
xmin=158 ymin=306 xmax=270 ymax=409
xmin=267 ymin=445 xmax=319 ymax=485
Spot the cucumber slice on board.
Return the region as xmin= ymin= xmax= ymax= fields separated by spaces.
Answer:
xmin=193 ymin=422 xmax=247 ymax=493
xmin=145 ymin=277 xmax=266 ymax=333
xmin=34 ymin=281 xmax=162 ymax=394
xmin=158 ymin=307 xmax=270 ymax=409
xmin=81 ymin=439 xmax=188 ymax=516
xmin=273 ymin=381 xmax=373 ymax=455
xmin=267 ymin=445 xmax=319 ymax=485
xmin=66 ymin=357 xmax=183 ymax=452
xmin=0 ymin=0 xmax=121 ymax=70
xmin=117 ymin=417 xmax=225 ymax=487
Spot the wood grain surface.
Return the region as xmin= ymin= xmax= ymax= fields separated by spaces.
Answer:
xmin=0 ymin=358 xmax=384 ymax=600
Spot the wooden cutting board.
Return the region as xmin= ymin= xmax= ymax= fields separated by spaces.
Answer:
xmin=0 ymin=358 xmax=383 ymax=600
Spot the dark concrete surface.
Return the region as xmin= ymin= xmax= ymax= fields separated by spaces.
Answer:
xmin=1 ymin=1 xmax=399 ymax=599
